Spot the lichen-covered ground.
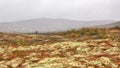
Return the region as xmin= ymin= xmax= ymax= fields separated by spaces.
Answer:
xmin=0 ymin=39 xmax=119 ymax=68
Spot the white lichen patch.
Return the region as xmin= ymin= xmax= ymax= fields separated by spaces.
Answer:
xmin=0 ymin=40 xmax=119 ymax=68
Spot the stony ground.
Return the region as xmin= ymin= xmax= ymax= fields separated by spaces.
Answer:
xmin=0 ymin=39 xmax=119 ymax=68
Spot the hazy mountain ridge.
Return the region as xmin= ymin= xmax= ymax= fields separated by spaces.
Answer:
xmin=0 ymin=18 xmax=116 ymax=33
xmin=92 ymin=21 xmax=120 ymax=28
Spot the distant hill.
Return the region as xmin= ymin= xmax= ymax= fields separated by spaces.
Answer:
xmin=0 ymin=18 xmax=115 ymax=33
xmin=92 ymin=21 xmax=120 ymax=28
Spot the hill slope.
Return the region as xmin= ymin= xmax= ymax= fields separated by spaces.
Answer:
xmin=92 ymin=21 xmax=120 ymax=28
xmin=0 ymin=18 xmax=115 ymax=33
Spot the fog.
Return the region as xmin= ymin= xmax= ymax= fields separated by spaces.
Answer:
xmin=0 ymin=0 xmax=120 ymax=22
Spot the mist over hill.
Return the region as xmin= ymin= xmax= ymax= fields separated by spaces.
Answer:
xmin=0 ymin=18 xmax=116 ymax=33
xmin=92 ymin=21 xmax=120 ymax=28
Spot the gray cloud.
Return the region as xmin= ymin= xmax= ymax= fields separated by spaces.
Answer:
xmin=0 ymin=0 xmax=120 ymax=22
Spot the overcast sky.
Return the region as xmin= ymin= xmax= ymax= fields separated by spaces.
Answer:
xmin=0 ymin=0 xmax=120 ymax=22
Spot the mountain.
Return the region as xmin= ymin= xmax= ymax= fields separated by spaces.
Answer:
xmin=0 ymin=18 xmax=116 ymax=33
xmin=92 ymin=21 xmax=120 ymax=28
